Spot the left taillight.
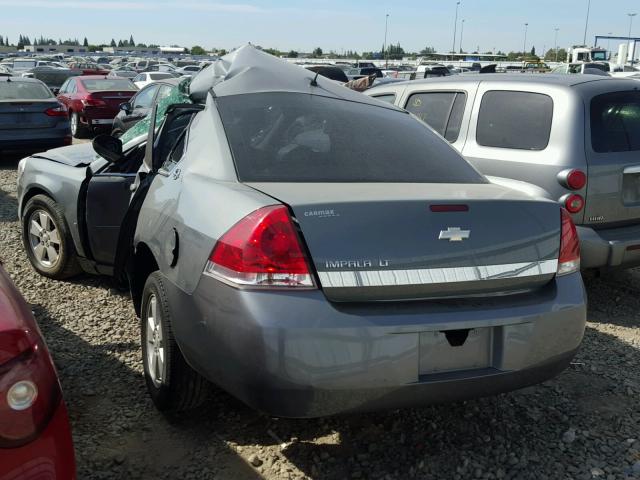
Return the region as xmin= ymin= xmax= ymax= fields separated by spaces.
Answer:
xmin=204 ymin=205 xmax=316 ymax=289
xmin=557 ymin=208 xmax=580 ymax=276
xmin=0 ymin=336 xmax=61 ymax=448
xmin=44 ymin=103 xmax=68 ymax=117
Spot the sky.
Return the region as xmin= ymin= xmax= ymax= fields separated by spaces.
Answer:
xmin=0 ymin=0 xmax=639 ymax=54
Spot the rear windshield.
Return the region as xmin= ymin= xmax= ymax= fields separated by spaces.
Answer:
xmin=217 ymin=92 xmax=485 ymax=183
xmin=149 ymin=73 xmax=173 ymax=80
xmin=0 ymin=81 xmax=53 ymax=100
xmin=81 ymin=79 xmax=137 ymax=92
xmin=591 ymin=91 xmax=640 ymax=153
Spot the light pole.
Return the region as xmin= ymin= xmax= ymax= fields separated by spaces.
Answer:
xmin=629 ymin=13 xmax=637 ymax=66
xmin=452 ymin=1 xmax=460 ymax=55
xmin=606 ymin=31 xmax=613 ymax=56
xmin=383 ymin=13 xmax=389 ymax=69
xmin=583 ymin=0 xmax=591 ymax=45
xmin=459 ymin=19 xmax=465 ymax=53
xmin=523 ymin=23 xmax=529 ymax=59
xmin=554 ymin=27 xmax=560 ymax=62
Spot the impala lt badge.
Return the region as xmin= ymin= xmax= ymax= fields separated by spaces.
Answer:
xmin=439 ymin=227 xmax=470 ymax=242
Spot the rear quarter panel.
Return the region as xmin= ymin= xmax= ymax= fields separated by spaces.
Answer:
xmin=135 ymin=98 xmax=275 ymax=294
xmin=460 ymin=82 xmax=588 ymax=224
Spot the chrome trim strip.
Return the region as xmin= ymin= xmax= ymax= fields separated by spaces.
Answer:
xmin=317 ymin=259 xmax=558 ymax=288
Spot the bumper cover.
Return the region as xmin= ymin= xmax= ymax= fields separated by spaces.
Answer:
xmin=578 ymin=223 xmax=640 ymax=269
xmin=166 ymin=272 xmax=586 ymax=418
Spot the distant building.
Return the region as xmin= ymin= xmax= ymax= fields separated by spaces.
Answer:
xmin=24 ymin=44 xmax=90 ymax=54
xmin=103 ymin=45 xmax=162 ymax=55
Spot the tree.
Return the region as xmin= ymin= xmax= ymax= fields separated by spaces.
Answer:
xmin=312 ymin=47 xmax=323 ymax=57
xmin=110 ymin=38 xmax=116 ymax=47
xmin=263 ymin=47 xmax=281 ymax=56
xmin=420 ymin=46 xmax=436 ymax=55
xmin=287 ymin=50 xmax=298 ymax=58
xmin=191 ymin=45 xmax=206 ymax=55
xmin=545 ymin=47 xmax=567 ymax=62
xmin=0 ymin=35 xmax=4 ymax=47
xmin=83 ymin=37 xmax=88 ymax=47
xmin=530 ymin=46 xmax=536 ymax=56
xmin=117 ymin=39 xmax=124 ymax=47
xmin=129 ymin=35 xmax=135 ymax=47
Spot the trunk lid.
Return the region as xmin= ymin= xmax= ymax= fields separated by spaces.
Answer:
xmin=584 ymin=89 xmax=640 ymax=227
xmin=89 ymin=90 xmax=136 ymax=110
xmin=0 ymin=100 xmax=61 ymax=130
xmin=247 ymin=182 xmax=561 ymax=302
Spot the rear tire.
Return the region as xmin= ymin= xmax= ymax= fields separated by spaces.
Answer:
xmin=70 ymin=111 xmax=86 ymax=138
xmin=141 ymin=271 xmax=210 ymax=412
xmin=22 ymin=194 xmax=82 ymax=279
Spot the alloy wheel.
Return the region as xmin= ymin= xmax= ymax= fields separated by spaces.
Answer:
xmin=27 ymin=210 xmax=61 ymax=268
xmin=145 ymin=295 xmax=166 ymax=388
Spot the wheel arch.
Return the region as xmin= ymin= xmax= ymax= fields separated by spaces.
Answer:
xmin=20 ymin=186 xmax=56 ymax=219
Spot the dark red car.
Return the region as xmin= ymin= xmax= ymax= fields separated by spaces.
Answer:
xmin=57 ymin=76 xmax=138 ymax=138
xmin=0 ymin=263 xmax=76 ymax=479
xmin=66 ymin=62 xmax=109 ymax=76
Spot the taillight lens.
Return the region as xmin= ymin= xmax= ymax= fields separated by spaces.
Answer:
xmin=205 ymin=205 xmax=316 ymax=288
xmin=81 ymin=96 xmax=106 ymax=107
xmin=561 ymin=193 xmax=585 ymax=214
xmin=0 ymin=340 xmax=61 ymax=447
xmin=558 ymin=208 xmax=580 ymax=276
xmin=44 ymin=104 xmax=68 ymax=116
xmin=566 ymin=169 xmax=587 ymax=190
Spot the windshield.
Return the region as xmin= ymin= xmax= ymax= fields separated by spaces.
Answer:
xmin=592 ymin=51 xmax=607 ymax=61
xmin=0 ymin=81 xmax=53 ymax=100
xmin=80 ymin=78 xmax=137 ymax=91
xmin=217 ymin=92 xmax=485 ymax=184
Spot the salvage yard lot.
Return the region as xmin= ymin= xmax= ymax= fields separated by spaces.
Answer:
xmin=1 ymin=149 xmax=640 ymax=480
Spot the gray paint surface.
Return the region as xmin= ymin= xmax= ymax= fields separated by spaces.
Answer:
xmin=367 ymin=74 xmax=640 ymax=269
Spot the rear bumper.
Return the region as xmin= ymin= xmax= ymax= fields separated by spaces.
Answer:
xmin=80 ymin=109 xmax=118 ymax=129
xmin=1 ymin=400 xmax=76 ymax=479
xmin=578 ymin=223 xmax=640 ymax=269
xmin=166 ymin=272 xmax=587 ymax=418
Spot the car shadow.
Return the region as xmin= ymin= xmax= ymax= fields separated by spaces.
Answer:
xmin=584 ymin=269 xmax=640 ymax=328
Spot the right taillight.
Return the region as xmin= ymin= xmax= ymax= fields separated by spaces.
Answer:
xmin=558 ymin=208 xmax=580 ymax=276
xmin=204 ymin=205 xmax=316 ymax=289
xmin=558 ymin=169 xmax=587 ymax=191
xmin=561 ymin=193 xmax=585 ymax=214
xmin=0 ymin=338 xmax=61 ymax=448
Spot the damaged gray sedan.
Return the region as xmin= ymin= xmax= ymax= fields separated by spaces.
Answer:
xmin=17 ymin=46 xmax=587 ymax=417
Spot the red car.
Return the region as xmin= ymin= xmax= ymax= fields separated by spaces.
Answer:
xmin=66 ymin=62 xmax=109 ymax=76
xmin=57 ymin=76 xmax=138 ymax=138
xmin=0 ymin=263 xmax=76 ymax=479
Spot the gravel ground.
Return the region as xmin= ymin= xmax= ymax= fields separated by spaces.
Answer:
xmin=1 ymin=147 xmax=640 ymax=480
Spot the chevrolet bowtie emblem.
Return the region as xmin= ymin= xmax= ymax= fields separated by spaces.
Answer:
xmin=439 ymin=227 xmax=471 ymax=242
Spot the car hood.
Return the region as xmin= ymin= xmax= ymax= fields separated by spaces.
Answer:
xmin=32 ymin=142 xmax=96 ymax=167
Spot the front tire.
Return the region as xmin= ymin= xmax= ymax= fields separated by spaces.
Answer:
xmin=22 ymin=195 xmax=81 ymax=279
xmin=141 ymin=271 xmax=210 ymax=412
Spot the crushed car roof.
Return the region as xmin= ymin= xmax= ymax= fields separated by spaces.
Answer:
xmin=188 ymin=44 xmax=402 ymax=110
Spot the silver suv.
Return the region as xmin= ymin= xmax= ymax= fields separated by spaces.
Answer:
xmin=366 ymin=74 xmax=640 ymax=270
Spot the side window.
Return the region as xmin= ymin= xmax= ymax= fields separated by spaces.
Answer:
xmin=68 ymin=81 xmax=77 ymax=94
xmin=476 ymin=91 xmax=553 ymax=150
xmin=133 ymin=85 xmax=159 ymax=109
xmin=372 ymin=93 xmax=396 ymax=104
xmin=59 ymin=79 xmax=70 ymax=93
xmin=157 ymin=112 xmax=195 ymax=171
xmin=405 ymin=91 xmax=467 ymax=143
xmin=133 ymin=74 xmax=143 ymax=83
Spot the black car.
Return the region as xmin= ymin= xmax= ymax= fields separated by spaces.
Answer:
xmin=111 ymin=78 xmax=181 ymax=136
